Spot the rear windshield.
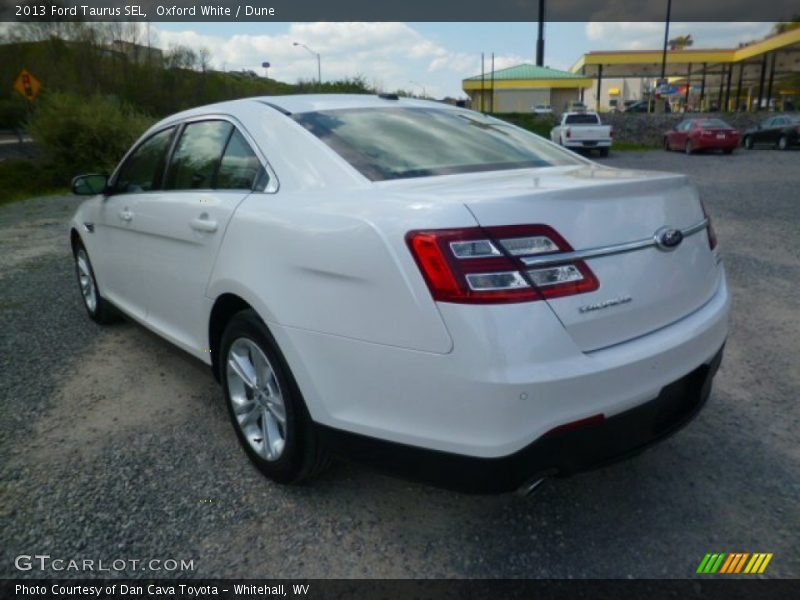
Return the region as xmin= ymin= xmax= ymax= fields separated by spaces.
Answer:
xmin=697 ymin=119 xmax=731 ymax=128
xmin=564 ymin=114 xmax=600 ymax=125
xmin=292 ymin=107 xmax=581 ymax=181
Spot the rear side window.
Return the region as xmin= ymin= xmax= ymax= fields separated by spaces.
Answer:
xmin=564 ymin=114 xmax=600 ymax=125
xmin=114 ymin=127 xmax=175 ymax=194
xmin=166 ymin=121 xmax=233 ymax=190
xmin=217 ymin=130 xmax=264 ymax=190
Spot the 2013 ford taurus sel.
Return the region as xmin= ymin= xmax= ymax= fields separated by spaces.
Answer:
xmin=69 ymin=95 xmax=729 ymax=493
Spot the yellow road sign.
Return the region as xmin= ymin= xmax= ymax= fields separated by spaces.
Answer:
xmin=13 ymin=69 xmax=42 ymax=102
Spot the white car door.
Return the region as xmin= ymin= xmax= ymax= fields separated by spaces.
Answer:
xmin=93 ymin=125 xmax=178 ymax=321
xmin=133 ymin=118 xmax=266 ymax=355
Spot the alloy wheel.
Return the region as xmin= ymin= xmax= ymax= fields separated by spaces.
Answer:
xmin=226 ymin=337 xmax=287 ymax=461
xmin=76 ymin=249 xmax=97 ymax=313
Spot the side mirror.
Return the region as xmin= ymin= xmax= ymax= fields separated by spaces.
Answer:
xmin=71 ymin=174 xmax=108 ymax=196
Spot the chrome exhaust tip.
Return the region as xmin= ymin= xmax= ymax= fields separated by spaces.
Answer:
xmin=516 ymin=476 xmax=547 ymax=497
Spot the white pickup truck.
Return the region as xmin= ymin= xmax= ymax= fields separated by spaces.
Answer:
xmin=550 ymin=112 xmax=613 ymax=156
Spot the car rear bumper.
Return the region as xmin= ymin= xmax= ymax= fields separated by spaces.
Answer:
xmin=695 ymin=138 xmax=739 ymax=150
xmin=318 ymin=344 xmax=724 ymax=493
xmin=273 ymin=269 xmax=729 ymax=461
xmin=563 ymin=140 xmax=612 ymax=148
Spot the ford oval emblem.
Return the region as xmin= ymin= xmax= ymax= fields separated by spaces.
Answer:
xmin=655 ymin=227 xmax=684 ymax=251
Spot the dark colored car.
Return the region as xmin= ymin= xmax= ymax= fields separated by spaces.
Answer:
xmin=624 ymin=100 xmax=671 ymax=113
xmin=742 ymin=115 xmax=800 ymax=150
xmin=664 ymin=118 xmax=740 ymax=154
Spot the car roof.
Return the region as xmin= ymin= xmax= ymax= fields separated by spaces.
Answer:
xmin=163 ymin=94 xmax=459 ymax=122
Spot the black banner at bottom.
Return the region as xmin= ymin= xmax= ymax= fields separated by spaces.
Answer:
xmin=1 ymin=579 xmax=798 ymax=600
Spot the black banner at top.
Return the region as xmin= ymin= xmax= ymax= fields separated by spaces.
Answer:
xmin=2 ymin=0 xmax=800 ymax=22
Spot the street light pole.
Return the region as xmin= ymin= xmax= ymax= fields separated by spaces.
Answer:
xmin=293 ymin=42 xmax=321 ymax=86
xmin=409 ymin=80 xmax=426 ymax=98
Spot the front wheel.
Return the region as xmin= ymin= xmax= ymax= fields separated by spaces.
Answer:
xmin=220 ymin=309 xmax=329 ymax=484
xmin=778 ymin=135 xmax=788 ymax=150
xmin=73 ymin=243 xmax=119 ymax=324
xmin=685 ymin=141 xmax=694 ymax=155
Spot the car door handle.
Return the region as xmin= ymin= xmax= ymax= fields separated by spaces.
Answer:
xmin=190 ymin=216 xmax=218 ymax=233
xmin=119 ymin=209 xmax=133 ymax=222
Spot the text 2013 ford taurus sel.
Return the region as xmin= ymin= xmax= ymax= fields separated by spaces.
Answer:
xmin=69 ymin=95 xmax=729 ymax=493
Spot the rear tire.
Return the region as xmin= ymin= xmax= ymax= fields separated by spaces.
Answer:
xmin=778 ymin=135 xmax=788 ymax=150
xmin=685 ymin=141 xmax=693 ymax=155
xmin=723 ymin=148 xmax=734 ymax=155
xmin=73 ymin=242 xmax=119 ymax=324
xmin=599 ymin=147 xmax=609 ymax=157
xmin=220 ymin=309 xmax=329 ymax=484
xmin=744 ymin=136 xmax=753 ymax=150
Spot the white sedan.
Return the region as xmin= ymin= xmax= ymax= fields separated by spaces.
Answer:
xmin=70 ymin=95 xmax=729 ymax=493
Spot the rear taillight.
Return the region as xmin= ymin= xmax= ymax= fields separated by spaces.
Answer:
xmin=700 ymin=200 xmax=718 ymax=250
xmin=406 ymin=225 xmax=599 ymax=304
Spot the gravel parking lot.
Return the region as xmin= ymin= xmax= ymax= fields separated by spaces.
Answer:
xmin=1 ymin=149 xmax=798 ymax=579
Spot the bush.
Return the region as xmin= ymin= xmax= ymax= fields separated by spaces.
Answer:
xmin=493 ymin=112 xmax=556 ymax=138
xmin=0 ymin=159 xmax=67 ymax=206
xmin=0 ymin=97 xmax=28 ymax=130
xmin=27 ymin=92 xmax=154 ymax=182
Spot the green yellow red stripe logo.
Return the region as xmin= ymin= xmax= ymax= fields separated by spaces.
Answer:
xmin=697 ymin=553 xmax=773 ymax=574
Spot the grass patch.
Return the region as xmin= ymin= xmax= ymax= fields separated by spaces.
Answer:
xmin=492 ymin=113 xmax=556 ymax=138
xmin=0 ymin=159 xmax=67 ymax=206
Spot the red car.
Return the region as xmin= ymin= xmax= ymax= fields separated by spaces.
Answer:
xmin=664 ymin=118 xmax=740 ymax=154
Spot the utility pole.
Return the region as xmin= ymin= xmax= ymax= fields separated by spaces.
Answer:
xmin=660 ymin=0 xmax=673 ymax=83
xmin=657 ymin=0 xmax=673 ymax=114
xmin=536 ymin=0 xmax=545 ymax=66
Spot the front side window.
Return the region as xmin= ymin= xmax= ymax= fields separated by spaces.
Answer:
xmin=113 ymin=127 xmax=175 ymax=194
xmin=166 ymin=121 xmax=233 ymax=190
xmin=293 ymin=107 xmax=582 ymax=181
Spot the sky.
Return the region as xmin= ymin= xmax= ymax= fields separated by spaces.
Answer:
xmin=153 ymin=22 xmax=775 ymax=98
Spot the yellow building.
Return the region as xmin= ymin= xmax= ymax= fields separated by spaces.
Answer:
xmin=570 ymin=27 xmax=800 ymax=112
xmin=462 ymin=64 xmax=593 ymax=113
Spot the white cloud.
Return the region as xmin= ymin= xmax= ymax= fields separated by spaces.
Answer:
xmin=152 ymin=22 xmax=477 ymax=98
xmin=584 ymin=22 xmax=774 ymax=51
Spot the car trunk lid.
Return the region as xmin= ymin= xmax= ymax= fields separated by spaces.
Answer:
xmin=452 ymin=166 xmax=721 ymax=352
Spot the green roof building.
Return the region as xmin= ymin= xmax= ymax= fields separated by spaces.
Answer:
xmin=463 ymin=63 xmax=593 ymax=113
